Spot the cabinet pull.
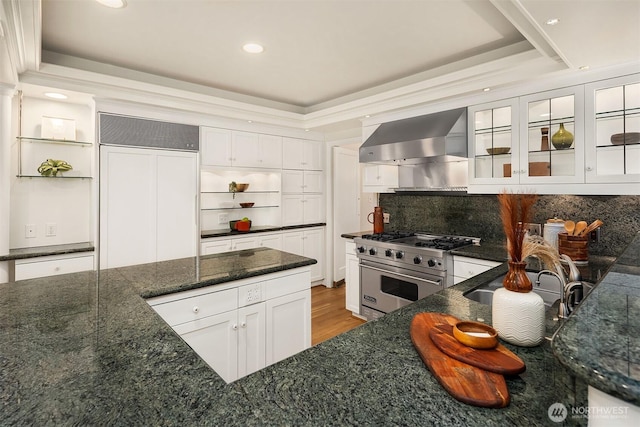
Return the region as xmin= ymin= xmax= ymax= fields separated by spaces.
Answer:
xmin=232 ymin=324 xmax=238 ymax=330
xmin=192 ymin=306 xmax=199 ymax=313
xmin=586 ymin=166 xmax=593 ymax=172
xmin=241 ymin=321 xmax=247 ymax=328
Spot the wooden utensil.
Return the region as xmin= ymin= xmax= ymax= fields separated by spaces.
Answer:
xmin=578 ymin=219 xmax=603 ymax=237
xmin=574 ymin=221 xmax=588 ymax=236
xmin=410 ymin=312 xmax=510 ymax=408
xmin=564 ymin=220 xmax=575 ymax=235
xmin=429 ymin=324 xmax=526 ymax=376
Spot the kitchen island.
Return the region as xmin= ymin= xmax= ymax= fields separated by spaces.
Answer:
xmin=1 ymin=238 xmax=638 ymax=425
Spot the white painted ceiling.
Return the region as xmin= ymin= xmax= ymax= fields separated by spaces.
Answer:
xmin=37 ymin=0 xmax=640 ymax=116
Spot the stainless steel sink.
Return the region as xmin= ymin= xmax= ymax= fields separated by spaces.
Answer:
xmin=463 ymin=271 xmax=593 ymax=309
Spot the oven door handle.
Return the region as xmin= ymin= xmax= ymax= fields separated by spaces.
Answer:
xmin=361 ymin=264 xmax=442 ymax=287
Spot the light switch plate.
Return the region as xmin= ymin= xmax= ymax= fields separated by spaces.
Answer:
xmin=46 ymin=223 xmax=57 ymax=237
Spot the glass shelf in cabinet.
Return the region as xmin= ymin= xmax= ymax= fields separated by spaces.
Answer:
xmin=16 ymin=174 xmax=93 ymax=179
xmin=17 ymin=136 xmax=92 ymax=146
xmin=200 ymin=191 xmax=280 ymax=194
xmin=595 ymin=108 xmax=640 ymax=119
xmin=528 ymin=117 xmax=575 ymax=127
xmin=202 ymin=205 xmax=280 ymax=211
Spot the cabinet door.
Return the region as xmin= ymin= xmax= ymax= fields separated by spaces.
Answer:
xmin=303 ymin=228 xmax=324 ymax=282
xmin=201 ymin=239 xmax=232 ymax=255
xmin=258 ymin=234 xmax=283 ymax=250
xmin=156 ymin=151 xmax=198 ymax=262
xmin=237 ymin=303 xmax=266 ymax=379
xmin=282 ymin=137 xmax=305 ymax=169
xmin=585 ymin=74 xmax=640 ymax=184
xmin=282 ymin=170 xmax=304 ymax=193
xmin=302 ymin=194 xmax=324 ymax=224
xmin=345 ymin=242 xmax=360 ymax=314
xmin=232 ymin=236 xmax=259 ymax=251
xmin=259 ymin=134 xmax=283 ymax=169
xmin=201 ymin=127 xmax=232 ymax=167
xmin=231 ymin=131 xmax=260 ymax=167
xmin=265 ymin=289 xmax=311 ymax=366
xmin=282 ymin=195 xmax=304 ymax=226
xmin=362 ymin=164 xmax=398 ymax=193
xmin=468 ymin=99 xmax=519 ymax=185
xmin=303 ymin=170 xmax=323 ymax=193
xmin=303 ymin=140 xmax=323 ymax=170
xmin=519 ymin=86 xmax=584 ymax=184
xmin=282 ymin=231 xmax=304 ymax=256
xmin=173 ymin=310 xmax=239 ymax=384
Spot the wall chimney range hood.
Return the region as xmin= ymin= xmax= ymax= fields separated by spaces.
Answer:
xmin=359 ymin=107 xmax=467 ymax=165
xmin=359 ymin=108 xmax=469 ymax=193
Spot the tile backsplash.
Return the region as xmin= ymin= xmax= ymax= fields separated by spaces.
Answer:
xmin=379 ymin=194 xmax=640 ymax=257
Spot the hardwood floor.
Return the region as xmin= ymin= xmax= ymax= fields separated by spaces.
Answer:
xmin=311 ymin=284 xmax=366 ymax=346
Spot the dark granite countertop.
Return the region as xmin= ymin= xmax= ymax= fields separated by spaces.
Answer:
xmin=202 ymin=223 xmax=326 ymax=239
xmin=340 ymin=230 xmax=370 ymax=239
xmin=552 ymin=232 xmax=640 ymax=407
xmin=0 ymin=241 xmax=95 ymax=261
xmin=1 ymin=238 xmax=631 ymax=425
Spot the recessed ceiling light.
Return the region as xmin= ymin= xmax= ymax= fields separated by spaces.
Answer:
xmin=96 ymin=0 xmax=126 ymax=8
xmin=364 ymin=115 xmax=371 ymax=118
xmin=546 ymin=18 xmax=559 ymax=26
xmin=304 ymin=129 xmax=310 ymax=132
xmin=483 ymin=87 xmax=491 ymax=92
xmin=247 ymin=120 xmax=253 ymax=123
xmin=242 ymin=43 xmax=264 ymax=54
xmin=579 ymin=65 xmax=590 ymax=71
xmin=44 ymin=92 xmax=67 ymax=100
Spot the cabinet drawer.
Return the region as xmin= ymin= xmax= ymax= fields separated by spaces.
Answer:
xmin=264 ymin=270 xmax=311 ymax=300
xmin=454 ymin=258 xmax=500 ymax=280
xmin=15 ymin=254 xmax=95 ymax=281
xmin=150 ymin=288 xmax=238 ymax=327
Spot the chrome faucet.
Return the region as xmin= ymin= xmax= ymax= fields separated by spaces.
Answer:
xmin=536 ymin=255 xmax=583 ymax=319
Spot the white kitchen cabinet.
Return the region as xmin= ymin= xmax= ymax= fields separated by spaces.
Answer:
xmin=14 ymin=253 xmax=95 ymax=281
xmin=282 ymin=194 xmax=324 ymax=226
xmin=344 ymin=240 xmax=360 ymax=315
xmin=452 ymin=255 xmax=501 ymax=285
xmin=362 ymin=164 xmax=398 ymax=193
xmin=584 ymin=74 xmax=640 ymax=185
xmin=201 ymin=127 xmax=232 ymax=167
xmin=282 ymin=228 xmax=324 ymax=282
xmin=257 ymin=233 xmax=283 ymax=250
xmin=201 ymin=127 xmax=282 ymax=169
xmin=201 ymin=239 xmax=233 ymax=255
xmin=232 ymin=131 xmax=283 ymax=169
xmin=148 ymin=268 xmax=311 ymax=383
xmin=200 ymin=232 xmax=282 ymax=255
xmin=468 ymin=99 xmax=519 ymax=185
xmin=282 ymin=137 xmax=323 ymax=170
xmin=100 ymin=146 xmax=197 ymax=269
xmin=265 ymin=289 xmax=311 ymax=366
xmin=282 ymin=170 xmax=323 ymax=194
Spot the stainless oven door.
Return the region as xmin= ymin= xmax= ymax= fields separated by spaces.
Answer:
xmin=360 ymin=260 xmax=444 ymax=320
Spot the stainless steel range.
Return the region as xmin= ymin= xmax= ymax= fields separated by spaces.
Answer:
xmin=354 ymin=232 xmax=480 ymax=321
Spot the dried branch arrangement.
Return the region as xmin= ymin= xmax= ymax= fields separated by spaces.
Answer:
xmin=497 ymin=192 xmax=538 ymax=262
xmin=522 ymin=235 xmax=561 ymax=270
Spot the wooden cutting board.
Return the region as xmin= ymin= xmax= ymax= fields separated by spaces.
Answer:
xmin=410 ymin=312 xmax=510 ymax=408
xmin=429 ymin=324 xmax=526 ymax=375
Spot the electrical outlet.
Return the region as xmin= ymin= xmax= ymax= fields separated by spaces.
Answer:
xmin=524 ymin=223 xmax=541 ymax=237
xmin=589 ymin=228 xmax=601 ymax=244
xmin=218 ymin=213 xmax=229 ymax=224
xmin=46 ymin=223 xmax=57 ymax=237
xmin=25 ymin=224 xmax=36 ymax=238
xmin=383 ymin=213 xmax=390 ymax=224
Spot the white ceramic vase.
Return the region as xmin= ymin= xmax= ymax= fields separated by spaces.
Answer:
xmin=492 ymin=287 xmax=546 ymax=347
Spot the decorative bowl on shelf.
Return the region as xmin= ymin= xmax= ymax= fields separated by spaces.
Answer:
xmin=485 ymin=147 xmax=511 ymax=155
xmin=229 ymin=219 xmax=251 ymax=231
xmin=240 ymin=202 xmax=255 ymax=208
xmin=611 ymin=132 xmax=640 ymax=145
xmin=452 ymin=321 xmax=498 ymax=349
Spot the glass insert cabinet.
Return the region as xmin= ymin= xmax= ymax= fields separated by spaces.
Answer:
xmin=585 ymin=74 xmax=640 ymax=183
xmin=469 ymin=85 xmax=585 ymax=185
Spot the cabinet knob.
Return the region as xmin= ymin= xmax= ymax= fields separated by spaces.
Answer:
xmin=232 ymin=324 xmax=238 ymax=330
xmin=54 ymin=267 xmax=60 ymax=271
xmin=241 ymin=321 xmax=247 ymax=328
xmin=586 ymin=166 xmax=593 ymax=172
xmin=192 ymin=306 xmax=199 ymax=313
xmin=520 ymin=169 xmax=527 ymax=174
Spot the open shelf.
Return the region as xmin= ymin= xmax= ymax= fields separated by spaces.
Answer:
xmin=202 ymin=205 xmax=280 ymax=211
xmin=17 ymin=136 xmax=92 ymax=146
xmin=16 ymin=175 xmax=92 ymax=179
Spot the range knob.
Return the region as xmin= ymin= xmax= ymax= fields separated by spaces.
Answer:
xmin=413 ymin=255 xmax=422 ymax=265
xmin=357 ymin=246 xmax=366 ymax=253
xmin=395 ymin=251 xmax=404 ymax=259
xmin=369 ymin=248 xmax=377 ymax=255
xmin=385 ymin=249 xmax=393 ymax=257
xmin=427 ymin=259 xmax=436 ymax=267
